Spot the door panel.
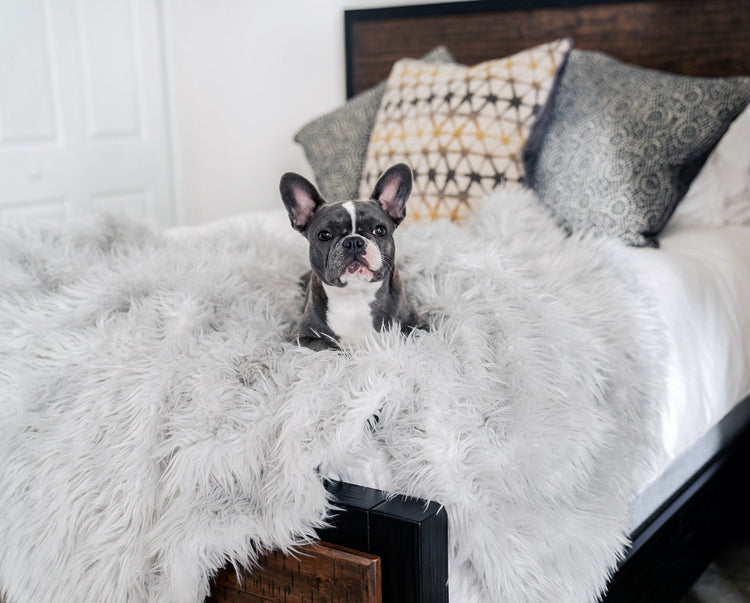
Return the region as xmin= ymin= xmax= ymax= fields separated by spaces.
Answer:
xmin=0 ymin=0 xmax=174 ymax=225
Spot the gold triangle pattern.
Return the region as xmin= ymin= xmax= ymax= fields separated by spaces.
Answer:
xmin=359 ymin=39 xmax=571 ymax=224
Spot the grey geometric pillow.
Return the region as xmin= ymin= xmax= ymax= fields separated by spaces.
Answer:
xmin=525 ymin=50 xmax=750 ymax=247
xmin=294 ymin=46 xmax=454 ymax=202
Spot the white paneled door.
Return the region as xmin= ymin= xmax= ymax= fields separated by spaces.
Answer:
xmin=0 ymin=0 xmax=175 ymax=224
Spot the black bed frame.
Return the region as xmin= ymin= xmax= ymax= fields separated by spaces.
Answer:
xmin=320 ymin=1 xmax=750 ymax=600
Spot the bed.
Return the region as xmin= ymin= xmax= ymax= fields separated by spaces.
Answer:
xmin=1 ymin=1 xmax=750 ymax=602
xmin=230 ymin=0 xmax=750 ymax=600
xmin=332 ymin=2 xmax=750 ymax=601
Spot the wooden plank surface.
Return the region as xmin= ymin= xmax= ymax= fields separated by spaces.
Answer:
xmin=207 ymin=542 xmax=381 ymax=603
xmin=345 ymin=0 xmax=750 ymax=96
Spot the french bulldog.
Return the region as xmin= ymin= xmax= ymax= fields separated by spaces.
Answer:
xmin=280 ymin=163 xmax=423 ymax=350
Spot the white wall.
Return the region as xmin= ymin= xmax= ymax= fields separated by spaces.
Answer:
xmin=163 ymin=0 xmax=456 ymax=226
xmin=0 ymin=0 xmax=460 ymax=227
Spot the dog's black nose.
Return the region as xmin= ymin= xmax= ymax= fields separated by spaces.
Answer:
xmin=342 ymin=236 xmax=365 ymax=250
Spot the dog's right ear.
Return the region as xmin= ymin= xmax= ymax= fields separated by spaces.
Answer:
xmin=280 ymin=173 xmax=325 ymax=233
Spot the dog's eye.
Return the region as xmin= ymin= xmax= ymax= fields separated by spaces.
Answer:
xmin=317 ymin=230 xmax=332 ymax=242
xmin=373 ymin=225 xmax=387 ymax=236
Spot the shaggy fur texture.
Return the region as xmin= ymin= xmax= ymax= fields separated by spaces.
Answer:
xmin=0 ymin=189 xmax=665 ymax=602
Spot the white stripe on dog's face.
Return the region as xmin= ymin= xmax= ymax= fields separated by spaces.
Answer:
xmin=342 ymin=201 xmax=384 ymax=272
xmin=343 ymin=201 xmax=356 ymax=234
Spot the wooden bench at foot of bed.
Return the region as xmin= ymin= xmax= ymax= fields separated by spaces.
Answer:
xmin=207 ymin=481 xmax=448 ymax=603
xmin=208 ymin=542 xmax=381 ymax=603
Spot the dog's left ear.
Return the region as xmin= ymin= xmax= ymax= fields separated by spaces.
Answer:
xmin=370 ymin=163 xmax=412 ymax=226
xmin=280 ymin=173 xmax=325 ymax=233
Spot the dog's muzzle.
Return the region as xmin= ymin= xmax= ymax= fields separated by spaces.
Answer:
xmin=334 ymin=235 xmax=383 ymax=283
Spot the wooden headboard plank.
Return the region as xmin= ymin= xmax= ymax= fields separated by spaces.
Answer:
xmin=345 ymin=0 xmax=750 ymax=97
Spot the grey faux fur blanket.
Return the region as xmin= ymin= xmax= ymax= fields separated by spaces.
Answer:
xmin=0 ymin=189 xmax=664 ymax=602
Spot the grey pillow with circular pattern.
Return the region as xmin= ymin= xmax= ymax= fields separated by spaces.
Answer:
xmin=294 ymin=46 xmax=454 ymax=202
xmin=525 ymin=50 xmax=750 ymax=247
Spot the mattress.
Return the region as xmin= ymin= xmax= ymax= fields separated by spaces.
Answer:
xmin=620 ymin=222 xmax=750 ymax=527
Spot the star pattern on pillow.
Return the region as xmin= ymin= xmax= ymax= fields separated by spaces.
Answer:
xmin=293 ymin=47 xmax=455 ymax=202
xmin=359 ymin=39 xmax=571 ymax=224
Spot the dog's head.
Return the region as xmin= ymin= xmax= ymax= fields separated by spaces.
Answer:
xmin=280 ymin=164 xmax=412 ymax=287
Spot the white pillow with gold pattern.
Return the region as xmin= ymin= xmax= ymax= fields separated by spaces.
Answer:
xmin=359 ymin=38 xmax=572 ymax=224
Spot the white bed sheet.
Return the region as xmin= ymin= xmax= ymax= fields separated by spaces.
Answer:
xmin=618 ymin=222 xmax=750 ymax=525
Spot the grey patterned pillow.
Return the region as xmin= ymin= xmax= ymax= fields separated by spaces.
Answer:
xmin=525 ymin=50 xmax=750 ymax=247
xmin=294 ymin=46 xmax=454 ymax=202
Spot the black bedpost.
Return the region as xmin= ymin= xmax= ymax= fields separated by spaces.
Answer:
xmin=321 ymin=480 xmax=449 ymax=603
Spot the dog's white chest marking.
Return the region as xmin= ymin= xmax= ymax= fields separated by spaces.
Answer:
xmin=323 ymin=280 xmax=381 ymax=345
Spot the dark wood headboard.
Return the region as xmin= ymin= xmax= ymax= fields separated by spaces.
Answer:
xmin=344 ymin=0 xmax=750 ymax=98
